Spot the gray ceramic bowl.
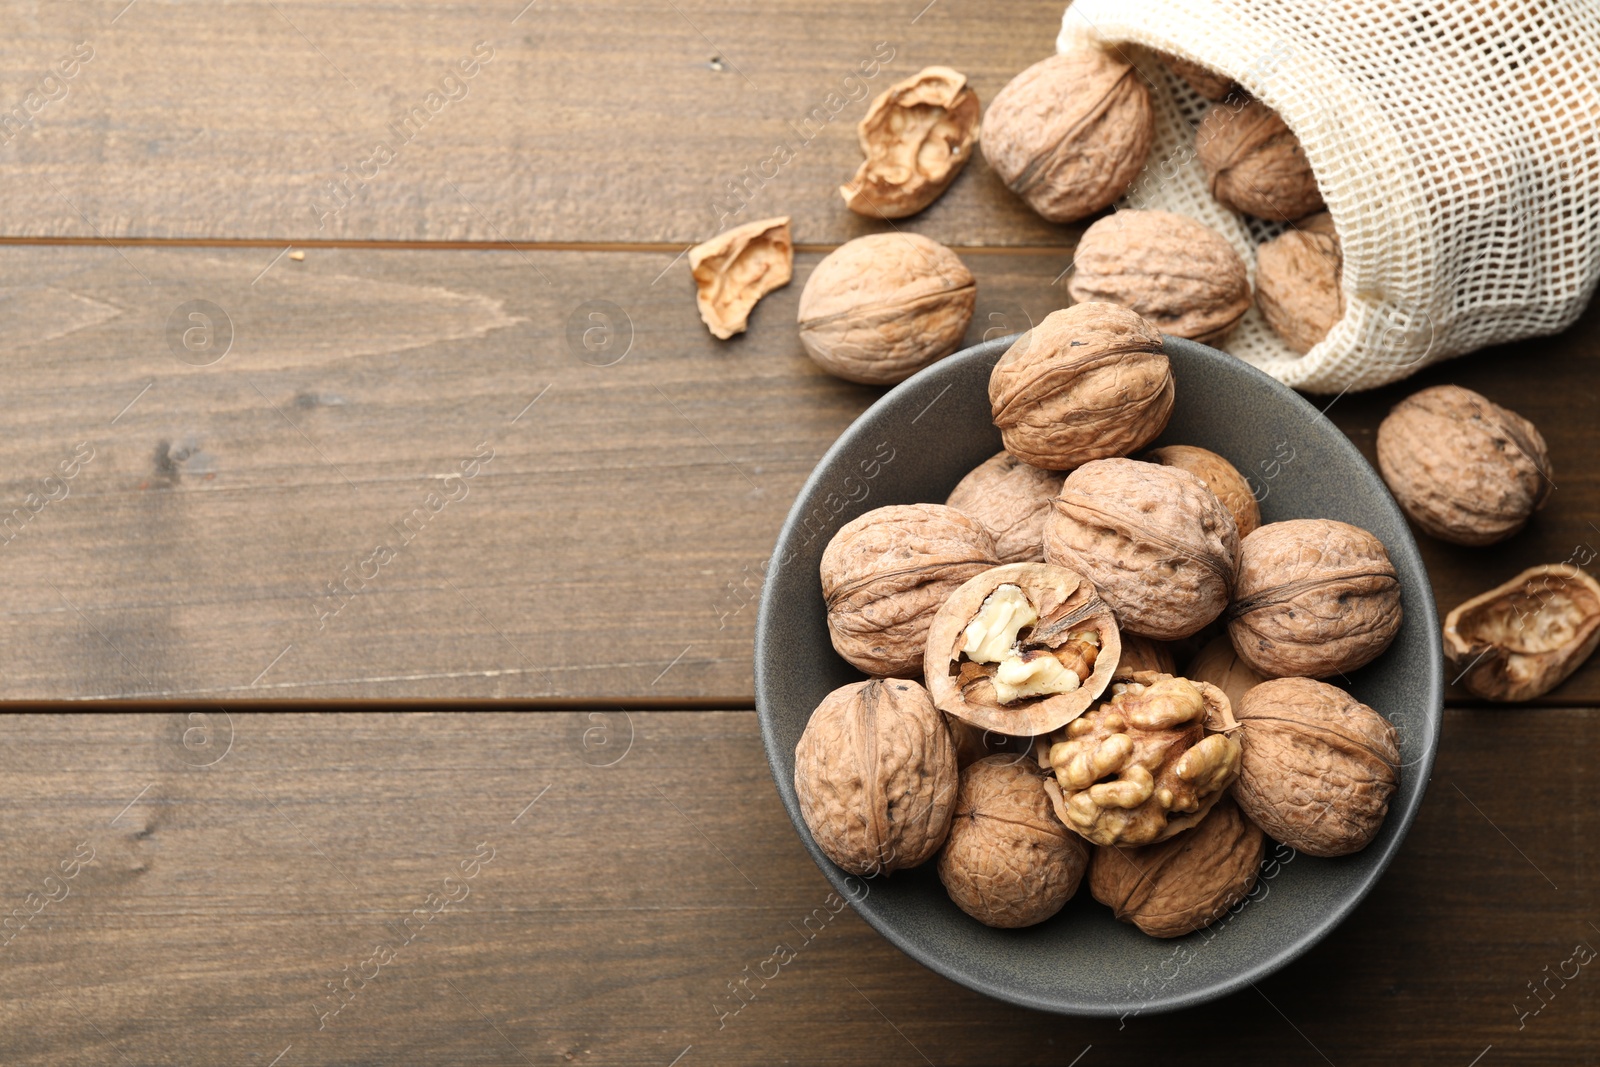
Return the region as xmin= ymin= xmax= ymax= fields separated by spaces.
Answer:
xmin=754 ymin=333 xmax=1442 ymax=1016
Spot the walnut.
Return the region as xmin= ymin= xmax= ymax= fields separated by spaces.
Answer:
xmin=981 ymin=47 xmax=1154 ymax=224
xmin=1185 ymin=634 xmax=1266 ymax=713
xmin=842 ymin=66 xmax=980 ymax=219
xmin=794 ymin=678 xmax=958 ymax=875
xmin=1044 ymin=458 xmax=1239 ymax=641
xmin=1144 ymin=444 xmax=1261 ymax=538
xmin=925 ymin=562 xmax=1122 ymax=737
xmin=1255 ymin=212 xmax=1343 ymax=355
xmin=989 ymin=303 xmax=1174 ymax=470
xmin=938 ymin=755 xmax=1088 ymax=927
xmin=944 ymin=451 xmax=1064 ymax=564
xmin=797 ymin=233 xmax=976 ymax=385
xmin=1444 ymin=564 xmax=1600 ymax=702
xmin=1162 ymin=54 xmax=1235 ymax=101
xmin=1232 ymin=677 xmax=1399 ymax=857
xmin=1043 ymin=672 xmax=1241 ymax=847
xmin=688 ymin=216 xmax=794 ymax=339
xmin=1227 ymin=519 xmax=1403 ymax=678
xmin=1376 ymin=385 xmax=1553 ymax=546
xmin=1113 ymin=634 xmax=1176 ymax=681
xmin=1067 ymin=210 xmax=1253 ymax=345
xmin=1196 ymin=98 xmax=1324 ymax=221
xmin=1089 ymin=797 xmax=1264 ymax=938
xmin=943 ymin=713 xmax=1016 ymax=769
xmin=821 ymin=503 xmax=1000 ymax=676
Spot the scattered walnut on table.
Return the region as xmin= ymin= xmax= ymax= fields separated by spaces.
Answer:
xmin=1444 ymin=564 xmax=1600 ymax=701
xmin=841 ymin=66 xmax=980 ymax=219
xmin=944 ymin=451 xmax=1064 ymax=564
xmin=1144 ymin=443 xmax=1261 ymax=538
xmin=688 ymin=216 xmax=793 ymax=340
xmin=1196 ymin=98 xmax=1324 ymax=221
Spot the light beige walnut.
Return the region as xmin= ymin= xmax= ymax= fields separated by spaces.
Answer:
xmin=1444 ymin=565 xmax=1600 ymax=702
xmin=944 ymin=451 xmax=1065 ymax=564
xmin=842 ymin=66 xmax=979 ymax=219
xmin=1186 ymin=634 xmax=1266 ymax=713
xmin=1196 ymin=98 xmax=1324 ymax=221
xmin=1144 ymin=444 xmax=1261 ymax=538
xmin=689 ymin=216 xmax=793 ymax=339
xmin=1256 ymin=212 xmax=1343 ymax=355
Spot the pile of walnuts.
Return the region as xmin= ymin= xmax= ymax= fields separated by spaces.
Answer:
xmin=795 ymin=301 xmax=1406 ymax=936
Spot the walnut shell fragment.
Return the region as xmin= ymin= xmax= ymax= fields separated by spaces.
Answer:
xmin=989 ymin=302 xmax=1174 ymax=470
xmin=1256 ymin=212 xmax=1344 ymax=354
xmin=842 ymin=66 xmax=980 ymax=219
xmin=925 ymin=562 xmax=1122 ymax=737
xmin=1444 ymin=565 xmax=1600 ymax=702
xmin=795 ymin=678 xmax=958 ymax=875
xmin=798 ymin=233 xmax=976 ymax=385
xmin=1227 ymin=519 xmax=1403 ymax=678
xmin=1376 ymin=385 xmax=1553 ymax=546
xmin=1145 ymin=444 xmax=1261 ymax=538
xmin=821 ymin=503 xmax=1000 ymax=676
xmin=944 ymin=451 xmax=1064 ymax=564
xmin=1090 ymin=797 xmax=1264 ymax=937
xmin=1197 ymin=98 xmax=1324 ymax=221
xmin=1186 ymin=634 xmax=1266 ymax=713
xmin=938 ymin=755 xmax=1088 ymax=928
xmin=1067 ymin=210 xmax=1253 ymax=344
xmin=1232 ymin=677 xmax=1399 ymax=857
xmin=688 ymin=216 xmax=793 ymax=339
xmin=982 ymin=47 xmax=1154 ymax=224
xmin=1113 ymin=634 xmax=1176 ymax=681
xmin=1162 ymin=54 xmax=1236 ymax=101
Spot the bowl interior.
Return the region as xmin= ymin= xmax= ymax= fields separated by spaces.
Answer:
xmin=754 ymin=334 xmax=1442 ymax=1017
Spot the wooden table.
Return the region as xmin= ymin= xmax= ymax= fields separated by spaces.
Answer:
xmin=1 ymin=2 xmax=1595 ymax=1063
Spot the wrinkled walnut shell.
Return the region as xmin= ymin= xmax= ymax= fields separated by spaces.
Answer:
xmin=689 ymin=216 xmax=794 ymax=339
xmin=1227 ymin=519 xmax=1402 ymax=678
xmin=1144 ymin=444 xmax=1261 ymax=539
xmin=1067 ymin=210 xmax=1253 ymax=345
xmin=1444 ymin=564 xmax=1600 ymax=702
xmin=982 ymin=47 xmax=1154 ymax=224
xmin=795 ymin=678 xmax=958 ymax=875
xmin=1256 ymin=212 xmax=1344 ymax=355
xmin=798 ymin=233 xmax=976 ymax=385
xmin=842 ymin=66 xmax=979 ymax=219
xmin=1232 ymin=677 xmax=1399 ymax=857
xmin=1186 ymin=634 xmax=1266 ymax=713
xmin=1114 ymin=634 xmax=1176 ymax=680
xmin=822 ymin=503 xmax=1000 ymax=676
xmin=1376 ymin=385 xmax=1553 ymax=546
xmin=1162 ymin=54 xmax=1235 ymax=101
xmin=944 ymin=451 xmax=1064 ymax=564
xmin=943 ymin=713 xmax=1017 ymax=769
xmin=989 ymin=303 xmax=1174 ymax=470
xmin=1197 ymin=98 xmax=1324 ymax=221
xmin=938 ymin=755 xmax=1088 ymax=928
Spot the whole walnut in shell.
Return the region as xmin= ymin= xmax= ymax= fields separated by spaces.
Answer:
xmin=821 ymin=503 xmax=1000 ymax=676
xmin=842 ymin=66 xmax=980 ymax=219
xmin=982 ymin=47 xmax=1154 ymax=224
xmin=1232 ymin=677 xmax=1399 ymax=857
xmin=938 ymin=755 xmax=1088 ymax=928
xmin=1186 ymin=634 xmax=1266 ymax=713
xmin=1227 ymin=519 xmax=1402 ymax=679
xmin=689 ymin=216 xmax=793 ymax=340
xmin=1090 ymin=797 xmax=1264 ymax=938
xmin=1144 ymin=444 xmax=1261 ymax=538
xmin=1067 ymin=210 xmax=1253 ymax=344
xmin=1113 ymin=634 xmax=1176 ymax=680
xmin=795 ymin=678 xmax=958 ymax=875
xmin=1444 ymin=564 xmax=1600 ymax=702
xmin=1256 ymin=212 xmax=1343 ymax=355
xmin=798 ymin=233 xmax=976 ymax=385
xmin=1162 ymin=54 xmax=1235 ymax=101
xmin=1045 ymin=458 xmax=1239 ymax=641
xmin=989 ymin=303 xmax=1174 ymax=471
xmin=1197 ymin=98 xmax=1324 ymax=221
xmin=944 ymin=713 xmax=1016 ymax=769
xmin=944 ymin=451 xmax=1064 ymax=564
xmin=1376 ymin=385 xmax=1553 ymax=546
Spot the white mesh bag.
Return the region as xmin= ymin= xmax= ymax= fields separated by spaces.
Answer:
xmin=1056 ymin=0 xmax=1600 ymax=393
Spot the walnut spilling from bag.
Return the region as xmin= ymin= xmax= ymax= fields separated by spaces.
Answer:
xmin=842 ymin=66 xmax=980 ymax=219
xmin=944 ymin=451 xmax=1064 ymax=564
xmin=1196 ymin=98 xmax=1324 ymax=221
xmin=1162 ymin=54 xmax=1236 ymax=101
xmin=688 ymin=216 xmax=793 ymax=339
xmin=1144 ymin=444 xmax=1261 ymax=539
xmin=1256 ymin=212 xmax=1343 ymax=354
xmin=1444 ymin=564 xmax=1600 ymax=702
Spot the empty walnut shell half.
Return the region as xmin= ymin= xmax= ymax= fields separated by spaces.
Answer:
xmin=821 ymin=503 xmax=1000 ymax=677
xmin=1043 ymin=672 xmax=1241 ymax=847
xmin=944 ymin=451 xmax=1064 ymax=564
xmin=795 ymin=678 xmax=958 ymax=876
xmin=798 ymin=233 xmax=976 ymax=385
xmin=1232 ymin=677 xmax=1399 ymax=857
xmin=688 ymin=216 xmax=794 ymax=340
xmin=1045 ymin=458 xmax=1239 ymax=641
xmin=982 ymin=47 xmax=1154 ymax=224
xmin=1162 ymin=54 xmax=1236 ymax=101
xmin=1197 ymin=98 xmax=1324 ymax=221
xmin=1067 ymin=210 xmax=1253 ymax=345
xmin=938 ymin=755 xmax=1088 ymax=928
xmin=1090 ymin=796 xmax=1264 ymax=938
xmin=1113 ymin=634 xmax=1177 ymax=681
xmin=1444 ymin=564 xmax=1600 ymax=702
xmin=1376 ymin=385 xmax=1553 ymax=547
xmin=1144 ymin=444 xmax=1261 ymax=539
xmin=1256 ymin=212 xmax=1344 ymax=355
xmin=1227 ymin=519 xmax=1403 ymax=679
xmin=1186 ymin=634 xmax=1266 ymax=713
xmin=925 ymin=562 xmax=1122 ymax=737
xmin=989 ymin=302 xmax=1174 ymax=471
xmin=842 ymin=66 xmax=980 ymax=220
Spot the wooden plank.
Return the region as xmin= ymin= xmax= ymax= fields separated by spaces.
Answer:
xmin=0 ymin=709 xmax=1594 ymax=1065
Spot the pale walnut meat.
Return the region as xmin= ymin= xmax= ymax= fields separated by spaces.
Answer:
xmin=688 ymin=216 xmax=793 ymax=339
xmin=1144 ymin=444 xmax=1261 ymax=538
xmin=1113 ymin=634 xmax=1176 ymax=681
xmin=1196 ymin=98 xmax=1324 ymax=221
xmin=989 ymin=303 xmax=1174 ymax=471
xmin=1186 ymin=634 xmax=1266 ymax=713
xmin=944 ymin=451 xmax=1065 ymax=564
xmin=842 ymin=66 xmax=980 ymax=219
xmin=1089 ymin=796 xmax=1264 ymax=938
xmin=1162 ymin=54 xmax=1236 ymax=101
xmin=794 ymin=678 xmax=958 ymax=875
xmin=1042 ymin=672 xmax=1241 ymax=847
xmin=1232 ymin=677 xmax=1399 ymax=857
xmin=1444 ymin=564 xmax=1600 ymax=702
xmin=924 ymin=563 xmax=1122 ymax=737
xmin=938 ymin=755 xmax=1089 ymax=928
xmin=821 ymin=503 xmax=1000 ymax=677
xmin=1255 ymin=213 xmax=1344 ymax=355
